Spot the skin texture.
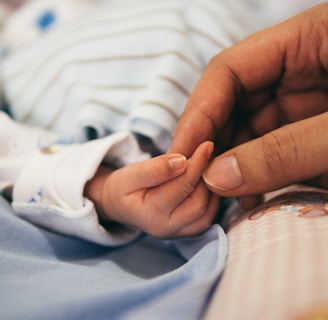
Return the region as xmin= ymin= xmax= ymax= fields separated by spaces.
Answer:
xmin=84 ymin=141 xmax=219 ymax=239
xmin=170 ymin=4 xmax=328 ymax=209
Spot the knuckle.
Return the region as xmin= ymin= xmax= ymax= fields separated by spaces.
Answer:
xmin=260 ymin=126 xmax=302 ymax=180
xmin=180 ymin=178 xmax=198 ymax=196
xmin=193 ymin=200 xmax=209 ymax=220
xmin=147 ymin=163 xmax=163 ymax=182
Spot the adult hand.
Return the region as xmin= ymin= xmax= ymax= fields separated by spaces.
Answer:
xmin=170 ymin=4 xmax=328 ymax=208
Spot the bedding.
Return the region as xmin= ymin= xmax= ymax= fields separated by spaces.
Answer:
xmin=0 ymin=0 xmax=327 ymax=319
xmin=0 ymin=194 xmax=227 ymax=320
xmin=205 ymin=186 xmax=328 ymax=320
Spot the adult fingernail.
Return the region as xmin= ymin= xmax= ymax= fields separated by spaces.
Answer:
xmin=203 ymin=154 xmax=243 ymax=190
xmin=168 ymin=155 xmax=186 ymax=170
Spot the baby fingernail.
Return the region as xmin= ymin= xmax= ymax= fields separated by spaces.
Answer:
xmin=168 ymin=155 xmax=186 ymax=170
xmin=203 ymin=154 xmax=243 ymax=190
xmin=205 ymin=141 xmax=215 ymax=159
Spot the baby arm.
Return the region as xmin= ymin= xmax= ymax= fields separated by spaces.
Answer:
xmin=84 ymin=141 xmax=219 ymax=239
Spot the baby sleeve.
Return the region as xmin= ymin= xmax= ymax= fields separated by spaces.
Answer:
xmin=12 ymin=132 xmax=149 ymax=246
xmin=0 ymin=111 xmax=58 ymax=192
xmin=0 ymin=112 xmax=149 ymax=246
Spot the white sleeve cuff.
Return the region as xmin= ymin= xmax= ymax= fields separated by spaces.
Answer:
xmin=12 ymin=132 xmax=150 ymax=246
xmin=0 ymin=111 xmax=58 ymax=191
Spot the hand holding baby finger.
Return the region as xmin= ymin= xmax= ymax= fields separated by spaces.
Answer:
xmin=99 ymin=141 xmax=218 ymax=238
xmin=142 ymin=141 xmax=214 ymax=213
xmin=140 ymin=141 xmax=219 ymax=238
xmin=203 ymin=112 xmax=328 ymax=198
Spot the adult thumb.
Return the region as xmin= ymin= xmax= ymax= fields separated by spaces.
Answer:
xmin=203 ymin=112 xmax=328 ymax=197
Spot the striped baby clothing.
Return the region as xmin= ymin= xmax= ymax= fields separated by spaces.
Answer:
xmin=1 ymin=0 xmax=255 ymax=152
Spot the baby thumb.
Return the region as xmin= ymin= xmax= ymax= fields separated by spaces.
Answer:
xmin=203 ymin=113 xmax=328 ymax=197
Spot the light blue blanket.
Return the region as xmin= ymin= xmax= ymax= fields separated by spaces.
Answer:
xmin=0 ymin=196 xmax=226 ymax=320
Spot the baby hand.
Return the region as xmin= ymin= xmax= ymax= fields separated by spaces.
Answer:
xmin=86 ymin=141 xmax=219 ymax=239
